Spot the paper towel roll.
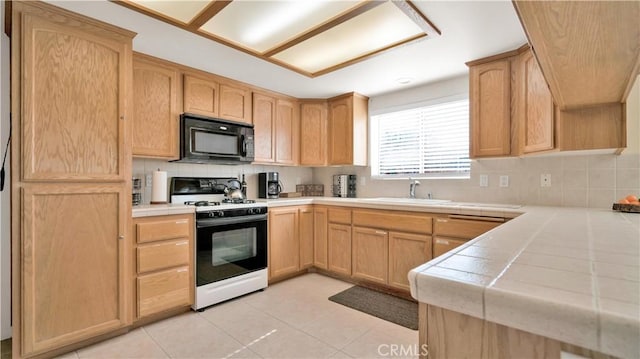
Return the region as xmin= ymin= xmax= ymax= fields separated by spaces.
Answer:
xmin=150 ymin=170 xmax=168 ymax=204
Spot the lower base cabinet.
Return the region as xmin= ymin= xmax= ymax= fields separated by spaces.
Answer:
xmin=133 ymin=214 xmax=194 ymax=320
xmin=433 ymin=237 xmax=467 ymax=258
xmin=352 ymin=226 xmax=388 ymax=284
xmin=389 ymin=232 xmax=432 ymax=291
xmin=269 ymin=207 xmax=300 ymax=279
xmin=328 ymin=223 xmax=352 ymax=276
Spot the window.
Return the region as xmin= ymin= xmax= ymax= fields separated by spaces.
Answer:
xmin=371 ymin=98 xmax=470 ymax=178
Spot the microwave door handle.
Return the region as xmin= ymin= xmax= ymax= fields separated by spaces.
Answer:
xmin=240 ymin=135 xmax=247 ymax=156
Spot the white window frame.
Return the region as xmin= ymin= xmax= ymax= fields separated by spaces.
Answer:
xmin=370 ymin=94 xmax=470 ymax=180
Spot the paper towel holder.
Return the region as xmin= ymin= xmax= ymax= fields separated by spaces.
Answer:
xmin=150 ymin=169 xmax=168 ymax=204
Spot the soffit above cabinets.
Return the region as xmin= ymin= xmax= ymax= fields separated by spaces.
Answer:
xmin=113 ymin=0 xmax=441 ymax=77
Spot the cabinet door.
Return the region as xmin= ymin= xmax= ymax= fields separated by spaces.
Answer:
xmin=328 ymin=97 xmax=353 ymax=165
xmin=352 ymin=227 xmax=388 ymax=285
xmin=300 ymin=102 xmax=327 ymax=166
xmin=183 ymin=74 xmax=219 ymax=118
xmin=252 ymin=93 xmax=276 ymax=163
xmin=389 ymin=232 xmax=432 ymax=291
xmin=433 ymin=237 xmax=467 ymax=258
xmin=470 ymin=60 xmax=511 ymax=158
xmin=132 ymin=55 xmax=180 ymax=159
xmin=299 ymin=207 xmax=314 ymax=269
xmin=219 ymin=83 xmax=252 ymax=124
xmin=434 ymin=217 xmax=503 ymax=240
xmin=269 ymin=208 xmax=300 ymax=279
xmin=21 ymin=12 xmax=129 ymax=181
xmin=275 ymin=98 xmax=299 ymax=165
xmin=519 ymin=50 xmax=555 ymax=154
xmin=328 ymin=223 xmax=352 ymax=276
xmin=21 ymin=184 xmax=128 ymax=354
xmin=313 ymin=207 xmax=328 ymax=269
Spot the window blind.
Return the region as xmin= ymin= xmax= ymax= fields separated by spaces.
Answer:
xmin=372 ymin=98 xmax=470 ymax=178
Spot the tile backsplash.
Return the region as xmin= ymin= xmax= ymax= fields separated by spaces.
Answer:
xmin=313 ymin=153 xmax=640 ymax=209
xmin=133 ymin=159 xmax=313 ymax=204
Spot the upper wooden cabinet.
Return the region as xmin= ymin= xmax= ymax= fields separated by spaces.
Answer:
xmin=299 ymin=101 xmax=328 ymax=166
xmin=132 ymin=54 xmax=181 ymax=159
xmin=328 ymin=93 xmax=368 ymax=166
xmin=252 ymin=92 xmax=299 ymax=165
xmin=514 ymin=1 xmax=640 ymax=109
xmin=469 ymin=59 xmax=512 ymax=158
xmin=183 ymin=73 xmax=219 ymax=118
xmin=219 ymin=82 xmax=252 ymax=124
xmin=514 ymin=49 xmax=555 ymax=154
xmin=275 ymin=98 xmax=299 ymax=165
xmin=183 ymin=73 xmax=252 ymax=125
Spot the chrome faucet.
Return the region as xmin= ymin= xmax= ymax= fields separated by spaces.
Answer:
xmin=409 ymin=178 xmax=420 ymax=198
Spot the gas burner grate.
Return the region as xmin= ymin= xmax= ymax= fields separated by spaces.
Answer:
xmin=221 ymin=199 xmax=256 ymax=204
xmin=185 ymin=201 xmax=221 ymax=207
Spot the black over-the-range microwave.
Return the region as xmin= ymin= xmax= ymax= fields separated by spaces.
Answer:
xmin=173 ymin=113 xmax=255 ymax=164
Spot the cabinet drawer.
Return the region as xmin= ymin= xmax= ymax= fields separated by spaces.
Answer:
xmin=138 ymin=267 xmax=190 ymax=318
xmin=328 ymin=208 xmax=351 ymax=224
xmin=433 ymin=237 xmax=467 ymax=258
xmin=137 ymin=217 xmax=191 ymax=243
xmin=137 ymin=239 xmax=190 ymax=274
xmin=434 ymin=216 xmax=502 ymax=240
xmin=353 ymin=210 xmax=432 ymax=234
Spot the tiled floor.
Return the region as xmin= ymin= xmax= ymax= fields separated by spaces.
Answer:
xmin=56 ymin=274 xmax=418 ymax=359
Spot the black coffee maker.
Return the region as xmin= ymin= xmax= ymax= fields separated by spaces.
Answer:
xmin=258 ymin=172 xmax=282 ymax=199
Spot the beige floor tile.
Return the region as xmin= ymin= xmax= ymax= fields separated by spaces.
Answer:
xmin=54 ymin=351 xmax=79 ymax=359
xmin=248 ymin=325 xmax=338 ymax=359
xmin=328 ymin=350 xmax=354 ymax=358
xmin=342 ymin=320 xmax=419 ymax=359
xmin=144 ymin=312 xmax=254 ymax=358
xmin=76 ymin=328 xmax=168 ymax=358
xmin=299 ymin=304 xmax=380 ymax=349
xmin=199 ymin=298 xmax=290 ymax=346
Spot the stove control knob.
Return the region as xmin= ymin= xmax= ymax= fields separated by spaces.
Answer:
xmin=248 ymin=208 xmax=256 ymax=215
xmin=216 ymin=211 xmax=225 ymax=218
xmin=208 ymin=212 xmax=215 ymax=218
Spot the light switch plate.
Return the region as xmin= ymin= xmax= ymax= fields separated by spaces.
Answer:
xmin=499 ymin=175 xmax=509 ymax=187
xmin=541 ymin=174 xmax=551 ymax=187
xmin=480 ymin=174 xmax=489 ymax=187
xmin=145 ymin=174 xmax=152 ymax=187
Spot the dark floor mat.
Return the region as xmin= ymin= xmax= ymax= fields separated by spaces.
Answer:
xmin=329 ymin=286 xmax=418 ymax=330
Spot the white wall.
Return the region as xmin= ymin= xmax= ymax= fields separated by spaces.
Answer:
xmin=0 ymin=0 xmax=11 ymax=340
xmin=314 ymin=76 xmax=640 ymax=208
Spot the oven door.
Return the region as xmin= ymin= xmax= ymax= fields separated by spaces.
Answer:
xmin=195 ymin=214 xmax=267 ymax=287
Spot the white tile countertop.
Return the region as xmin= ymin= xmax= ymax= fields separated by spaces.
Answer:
xmin=132 ymin=204 xmax=195 ymax=218
xmin=409 ymin=206 xmax=640 ymax=359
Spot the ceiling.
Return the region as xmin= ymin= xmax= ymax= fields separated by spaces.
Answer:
xmin=46 ymin=1 xmax=527 ymax=98
xmin=115 ymin=0 xmax=442 ymax=77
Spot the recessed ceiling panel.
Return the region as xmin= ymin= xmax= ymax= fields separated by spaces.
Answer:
xmin=129 ymin=0 xmax=210 ymax=24
xmin=272 ymin=1 xmax=423 ymax=74
xmin=200 ymin=1 xmax=363 ymax=53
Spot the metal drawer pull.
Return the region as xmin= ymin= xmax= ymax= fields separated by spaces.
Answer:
xmin=175 ymin=241 xmax=188 ymax=246
xmin=375 ymin=230 xmax=387 ymax=235
xmin=448 ymin=214 xmax=505 ymax=222
xmin=175 ymin=220 xmax=189 ymax=224
xmin=176 ymin=268 xmax=188 ymax=273
xmin=118 ymin=235 xmax=124 ymax=240
xmin=435 ymin=239 xmax=449 ymax=245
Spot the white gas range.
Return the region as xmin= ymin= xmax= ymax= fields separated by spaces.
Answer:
xmin=170 ymin=177 xmax=268 ymax=311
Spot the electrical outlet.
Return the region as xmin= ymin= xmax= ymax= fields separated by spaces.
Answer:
xmin=360 ymin=176 xmax=366 ymax=186
xmin=479 ymin=174 xmax=489 ymax=187
xmin=499 ymin=175 xmax=509 ymax=187
xmin=540 ymin=174 xmax=551 ymax=187
xmin=145 ymin=174 xmax=152 ymax=187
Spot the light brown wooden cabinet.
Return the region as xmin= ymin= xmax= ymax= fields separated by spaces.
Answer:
xmin=252 ymin=93 xmax=299 ymax=164
xmin=300 ymin=101 xmax=328 ymax=166
xmin=133 ymin=214 xmax=193 ymax=319
xmin=275 ymin=98 xmax=299 ymax=165
xmin=183 ymin=73 xmax=219 ymax=118
xmin=313 ymin=207 xmax=329 ymax=269
xmin=253 ymin=92 xmax=277 ymax=162
xmin=469 ymin=59 xmax=512 ymax=158
xmin=432 ymin=216 xmax=504 ymax=258
xmin=11 ymin=2 xmax=134 ymax=356
xmin=132 ymin=54 xmax=181 ymax=159
xmin=219 ymin=82 xmax=252 ymax=124
xmin=352 ymin=226 xmax=389 ymax=285
xmin=388 ymin=232 xmax=432 ymax=291
xmin=299 ymin=206 xmax=315 ymax=269
xmin=328 ymin=223 xmax=352 ymax=276
xmin=268 ymin=207 xmax=300 ymax=279
xmin=327 ymin=93 xmax=368 ymax=166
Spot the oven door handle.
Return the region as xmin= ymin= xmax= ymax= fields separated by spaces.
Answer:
xmin=197 ymin=214 xmax=267 ymax=228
